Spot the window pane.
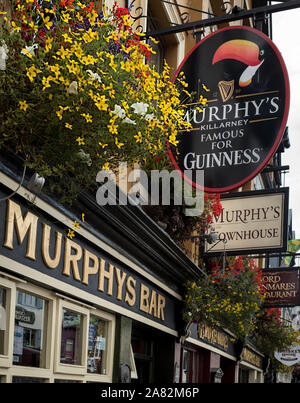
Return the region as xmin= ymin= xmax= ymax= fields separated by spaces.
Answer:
xmin=54 ymin=379 xmax=81 ymax=383
xmin=0 ymin=287 xmax=6 ymax=355
xmin=13 ymin=291 xmax=48 ymax=368
xmin=87 ymin=315 xmax=108 ymax=375
xmin=182 ymin=350 xmax=191 ymax=383
xmin=60 ymin=309 xmax=83 ymax=365
xmin=12 ymin=377 xmax=45 ymax=383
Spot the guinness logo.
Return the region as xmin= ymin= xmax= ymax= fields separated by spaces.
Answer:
xmin=218 ymin=80 xmax=234 ymax=102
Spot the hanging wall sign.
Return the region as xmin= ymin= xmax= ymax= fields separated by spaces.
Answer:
xmin=262 ymin=269 xmax=300 ymax=308
xmin=205 ymin=188 xmax=289 ymax=256
xmin=168 ymin=26 xmax=290 ymax=192
xmin=275 ymin=344 xmax=300 ymax=366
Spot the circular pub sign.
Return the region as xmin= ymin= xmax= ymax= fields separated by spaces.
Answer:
xmin=168 ymin=26 xmax=290 ymax=192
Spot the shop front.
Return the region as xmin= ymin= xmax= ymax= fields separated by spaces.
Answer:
xmin=176 ymin=322 xmax=264 ymax=383
xmin=238 ymin=345 xmax=265 ymax=383
xmin=0 ymin=165 xmax=199 ymax=383
xmin=178 ymin=323 xmax=238 ymax=383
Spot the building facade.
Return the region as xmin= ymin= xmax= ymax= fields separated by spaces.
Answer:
xmin=0 ymin=0 xmax=294 ymax=383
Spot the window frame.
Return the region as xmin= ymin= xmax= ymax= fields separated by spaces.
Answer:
xmin=85 ymin=308 xmax=115 ymax=383
xmin=0 ymin=275 xmax=16 ymax=368
xmin=0 ymin=271 xmax=115 ymax=382
xmin=13 ymin=282 xmax=56 ymax=373
xmin=55 ymin=297 xmax=115 ymax=381
xmin=55 ymin=298 xmax=89 ymax=376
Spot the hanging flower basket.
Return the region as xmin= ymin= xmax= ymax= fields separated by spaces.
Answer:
xmin=0 ymin=0 xmax=193 ymax=202
xmin=183 ymin=256 xmax=266 ymax=341
xmin=253 ymin=308 xmax=300 ymax=358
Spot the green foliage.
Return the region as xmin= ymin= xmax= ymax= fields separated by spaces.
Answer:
xmin=183 ymin=256 xmax=266 ymax=340
xmin=0 ymin=1 xmax=192 ymax=202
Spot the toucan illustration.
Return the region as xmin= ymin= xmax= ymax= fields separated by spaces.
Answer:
xmin=212 ymin=39 xmax=264 ymax=88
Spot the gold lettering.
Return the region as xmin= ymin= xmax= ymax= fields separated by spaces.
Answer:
xmin=149 ymin=290 xmax=157 ymax=317
xmin=140 ymin=284 xmax=150 ymax=313
xmin=82 ymin=248 xmax=99 ymax=285
xmin=125 ymin=276 xmax=136 ymax=307
xmin=98 ymin=260 xmax=113 ymax=296
xmin=157 ymin=294 xmax=165 ymax=321
xmin=63 ymin=237 xmax=82 ymax=281
xmin=4 ymin=199 xmax=38 ymax=260
xmin=242 ymin=349 xmax=260 ymax=367
xmin=198 ymin=324 xmax=229 ymax=350
xmin=41 ymin=223 xmax=62 ymax=269
xmin=115 ymin=267 xmax=126 ymax=300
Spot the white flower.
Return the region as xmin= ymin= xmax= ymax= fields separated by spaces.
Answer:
xmin=123 ymin=117 xmax=136 ymax=125
xmin=67 ymin=81 xmax=78 ymax=95
xmin=78 ymin=149 xmax=92 ymax=166
xmin=0 ymin=41 xmax=8 ymax=71
xmin=111 ymin=104 xmax=126 ymax=119
xmin=21 ymin=44 xmax=38 ymax=58
xmin=86 ymin=69 xmax=102 ymax=83
xmin=145 ymin=113 xmax=154 ymax=121
xmin=131 ymin=102 xmax=149 ymax=115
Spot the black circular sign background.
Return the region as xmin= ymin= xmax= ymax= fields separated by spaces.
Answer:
xmin=168 ymin=26 xmax=290 ymax=192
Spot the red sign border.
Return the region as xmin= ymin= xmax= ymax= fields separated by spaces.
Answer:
xmin=168 ymin=25 xmax=290 ymax=193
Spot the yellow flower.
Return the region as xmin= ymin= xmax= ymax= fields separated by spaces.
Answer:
xmin=42 ymin=15 xmax=53 ymax=30
xmin=76 ymin=137 xmax=85 ymax=146
xmin=26 ymin=65 xmax=41 ymax=82
xmin=11 ymin=21 xmax=21 ymax=31
xmin=19 ymin=100 xmax=28 ymax=111
xmin=45 ymin=37 xmax=53 ymax=53
xmin=42 ymin=77 xmax=51 ymax=91
xmin=21 ymin=48 xmax=33 ymax=59
xmin=134 ymin=132 xmax=142 ymax=143
xmin=81 ymin=113 xmax=92 ymax=123
xmin=65 ymin=123 xmax=72 ymax=130
xmin=108 ymin=122 xmax=118 ymax=135
xmin=98 ymin=141 xmax=108 ymax=148
xmin=67 ymin=229 xmax=75 ymax=239
xmin=102 ymin=162 xmax=109 ymax=170
xmin=28 ymin=20 xmax=38 ymax=30
xmin=73 ymin=220 xmax=80 ymax=230
xmin=56 ymin=46 xmax=69 ymax=60
xmin=62 ymin=33 xmax=72 ymax=43
xmin=95 ymin=95 xmax=109 ymax=111
xmin=115 ymin=137 xmax=124 ymax=149
xmin=67 ymin=62 xmax=80 ymax=75
xmin=49 ymin=64 xmax=60 ymax=78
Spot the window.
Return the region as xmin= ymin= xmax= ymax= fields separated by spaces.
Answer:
xmin=13 ymin=290 xmax=48 ymax=368
xmin=12 ymin=376 xmax=46 ymax=383
xmin=54 ymin=378 xmax=82 ymax=383
xmin=0 ymin=287 xmax=6 ymax=355
xmin=182 ymin=349 xmax=191 ymax=383
xmin=87 ymin=315 xmax=108 ymax=375
xmin=56 ymin=298 xmax=115 ymax=381
xmin=60 ymin=309 xmax=84 ymax=366
xmin=146 ymin=9 xmax=165 ymax=73
xmin=0 ymin=272 xmax=115 ymax=382
xmin=239 ymin=367 xmax=249 ymax=383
